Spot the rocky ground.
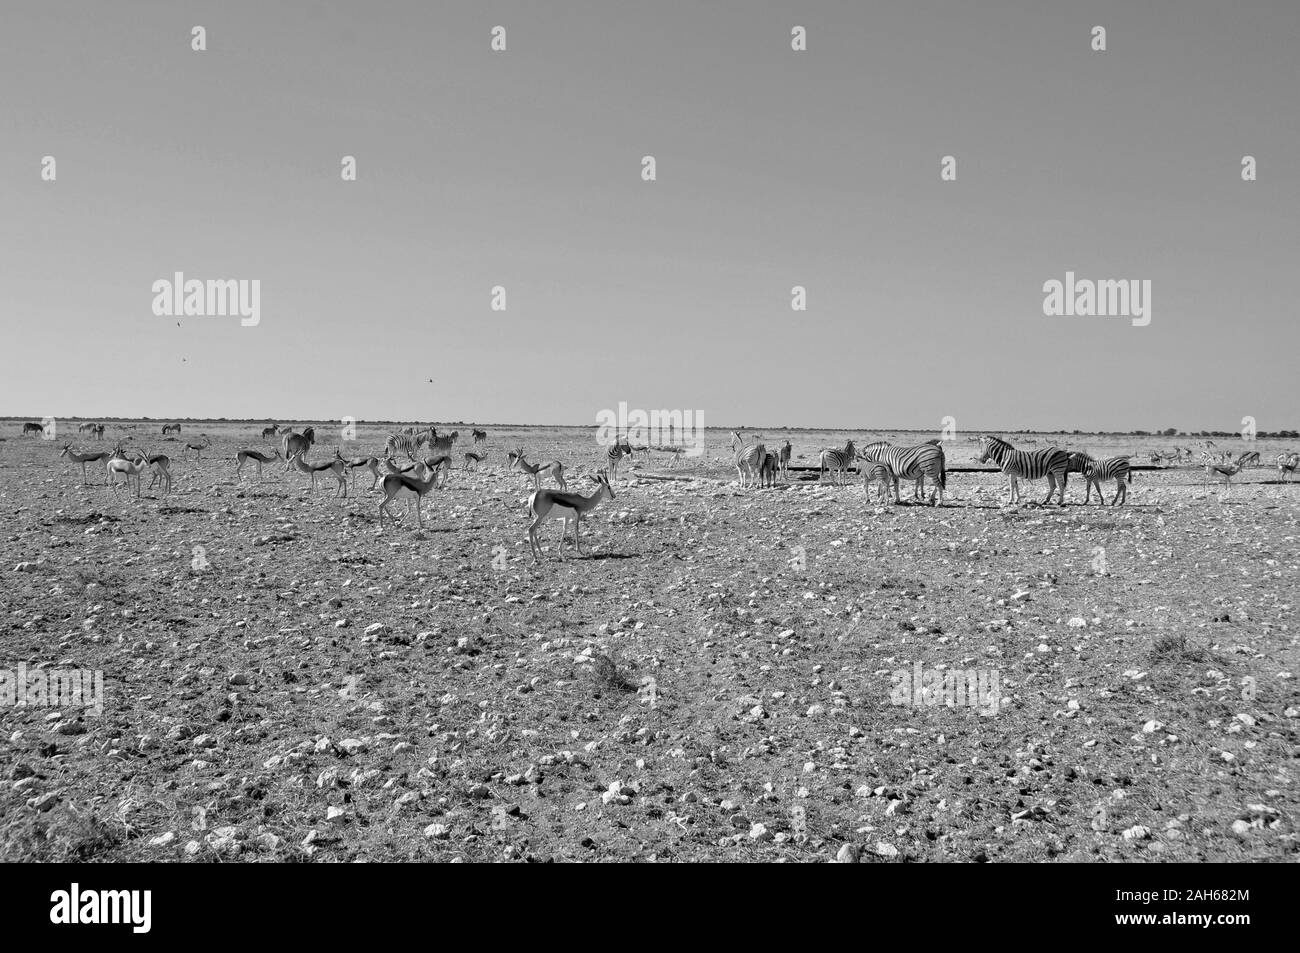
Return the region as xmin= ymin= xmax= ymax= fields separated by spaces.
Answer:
xmin=1 ymin=423 xmax=1296 ymax=862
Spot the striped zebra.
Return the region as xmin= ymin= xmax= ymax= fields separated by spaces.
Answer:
xmin=777 ymin=441 xmax=792 ymax=480
xmin=1065 ymin=451 xmax=1094 ymax=475
xmin=1082 ymin=456 xmax=1132 ymax=505
xmin=818 ymin=441 xmax=856 ymax=485
xmin=759 ymin=451 xmax=780 ymax=488
xmin=281 ymin=426 xmax=316 ymax=469
xmin=428 ymin=429 xmax=458 ymax=455
xmin=386 ymin=428 xmax=431 ymax=461
xmin=606 ymin=437 xmax=633 ymax=481
xmin=859 ymin=458 xmax=892 ymax=504
xmin=730 ymin=432 xmax=765 ymax=488
xmin=977 ymin=436 xmax=1069 ymax=506
xmin=858 ymin=441 xmax=947 ymax=505
xmin=472 ymin=429 xmax=488 ymax=446
xmin=1278 ymin=452 xmax=1298 ymax=482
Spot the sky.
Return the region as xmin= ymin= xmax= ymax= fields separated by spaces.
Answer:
xmin=1 ymin=1 xmax=1296 ymax=432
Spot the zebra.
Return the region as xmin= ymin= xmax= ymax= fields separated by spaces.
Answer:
xmin=1278 ymin=452 xmax=1299 ymax=482
xmin=977 ymin=436 xmax=1069 ymax=506
xmin=1082 ymin=456 xmax=1132 ymax=506
xmin=818 ymin=441 xmax=856 ymax=485
xmin=472 ymin=429 xmax=487 ymax=446
xmin=162 ymin=423 xmax=181 ymax=435
xmin=858 ymin=441 xmax=947 ymax=505
xmin=386 ymin=428 xmax=431 ymax=462
xmin=759 ymin=450 xmax=780 ymax=488
xmin=730 ymin=432 xmax=765 ymax=488
xmin=22 ymin=421 xmax=44 ymax=437
xmin=859 ymin=458 xmax=892 ymax=504
xmin=428 ymin=429 xmax=458 ymax=455
xmin=777 ymin=441 xmax=792 ymax=480
xmin=261 ymin=425 xmax=279 ymax=440
xmin=606 ymin=437 xmax=633 ymax=481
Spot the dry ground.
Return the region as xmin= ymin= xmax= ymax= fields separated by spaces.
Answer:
xmin=1 ymin=422 xmax=1296 ymax=862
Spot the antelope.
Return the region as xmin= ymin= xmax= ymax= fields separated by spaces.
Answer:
xmin=60 ymin=445 xmax=112 ymax=484
xmin=527 ymin=469 xmax=615 ymax=563
xmin=133 ymin=449 xmax=174 ymax=495
xmin=237 ymin=447 xmax=282 ymax=480
xmin=1278 ymin=452 xmax=1299 ymax=482
xmin=106 ymin=452 xmax=149 ymax=498
xmin=184 ymin=436 xmax=211 ymax=460
xmin=282 ymin=427 xmax=316 ymax=469
xmin=464 ymin=451 xmax=486 ymax=470
xmin=22 ymin=422 xmax=44 ymax=437
xmin=290 ymin=448 xmax=347 ymax=497
xmin=335 ymin=449 xmax=383 ymax=490
xmin=472 ymin=429 xmax=487 ymax=447
xmin=422 ymin=454 xmax=453 ymax=488
xmin=1205 ymin=454 xmax=1246 ymax=493
xmin=378 ymin=467 xmax=439 ymax=529
xmin=507 ymin=448 xmax=567 ymax=491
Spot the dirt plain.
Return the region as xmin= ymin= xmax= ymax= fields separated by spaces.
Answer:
xmin=1 ymin=421 xmax=1296 ymax=862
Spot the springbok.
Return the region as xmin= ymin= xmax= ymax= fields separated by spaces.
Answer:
xmin=508 ymin=448 xmax=567 ymax=492
xmin=60 ymin=445 xmax=112 ymax=484
xmin=289 ymin=448 xmax=346 ymax=497
xmin=527 ymin=469 xmax=615 ymax=563
xmin=378 ymin=468 xmax=439 ymax=529
xmin=237 ymin=447 xmax=282 ymax=480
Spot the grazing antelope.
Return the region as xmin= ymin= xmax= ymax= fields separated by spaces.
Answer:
xmin=106 ymin=453 xmax=149 ymax=499
xmin=507 ymin=448 xmax=567 ymax=492
xmin=464 ymin=450 xmax=487 ymax=470
xmin=818 ymin=441 xmax=856 ymax=486
xmin=282 ymin=427 xmax=316 ymax=469
xmin=472 ymin=429 xmax=487 ymax=447
xmin=378 ymin=468 xmax=439 ymax=529
xmin=161 ymin=423 xmax=181 ymax=435
xmin=1238 ymin=450 xmax=1260 ymax=468
xmin=335 ymin=449 xmax=383 ymax=490
xmin=22 ymin=422 xmax=44 ymax=437
xmin=184 ymin=436 xmax=211 ymax=460
xmin=236 ymin=447 xmax=282 ymax=480
xmin=289 ymin=448 xmax=347 ymax=497
xmin=133 ymin=449 xmax=174 ymax=495
xmin=1277 ymin=452 xmax=1299 ymax=482
xmin=422 ymin=454 xmax=453 ymax=488
xmin=60 ymin=445 xmax=112 ymax=484
xmin=527 ymin=469 xmax=615 ymax=563
xmin=730 ymin=432 xmax=765 ymax=488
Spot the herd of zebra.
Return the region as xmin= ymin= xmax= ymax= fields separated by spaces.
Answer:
xmin=729 ymin=432 xmax=1300 ymax=505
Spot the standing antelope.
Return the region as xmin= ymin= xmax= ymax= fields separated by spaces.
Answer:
xmin=133 ymin=449 xmax=174 ymax=495
xmin=335 ymin=449 xmax=383 ymax=490
xmin=378 ymin=467 xmax=439 ymax=529
xmin=527 ymin=469 xmax=615 ymax=563
xmin=106 ymin=452 xmax=149 ymax=498
xmin=60 ymin=445 xmax=112 ymax=484
xmin=464 ymin=450 xmax=487 ymax=470
xmin=289 ymin=448 xmax=347 ymax=497
xmin=508 ymin=449 xmax=567 ymax=491
xmin=422 ymin=454 xmax=453 ymax=488
xmin=236 ymin=447 xmax=282 ymax=480
xmin=1204 ymin=454 xmax=1246 ymax=492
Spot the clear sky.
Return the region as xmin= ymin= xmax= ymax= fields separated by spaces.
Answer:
xmin=2 ymin=1 xmax=1296 ymax=432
